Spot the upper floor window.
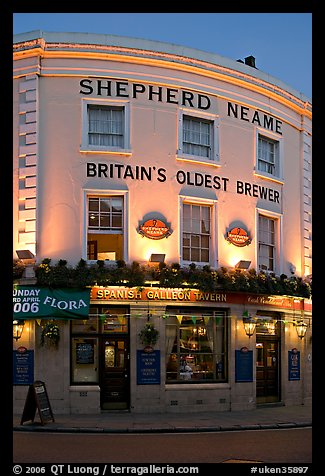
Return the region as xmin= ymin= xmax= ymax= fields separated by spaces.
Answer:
xmin=81 ymin=100 xmax=130 ymax=153
xmin=258 ymin=214 xmax=276 ymax=272
xmin=257 ymin=134 xmax=280 ymax=179
xmin=178 ymin=111 xmax=219 ymax=164
xmin=182 ymin=203 xmax=211 ymax=264
xmin=88 ymin=105 xmax=124 ymax=148
xmin=87 ymin=195 xmax=124 ymax=261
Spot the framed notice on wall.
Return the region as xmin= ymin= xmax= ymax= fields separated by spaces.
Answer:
xmin=13 ymin=347 xmax=34 ymax=385
xmin=76 ymin=341 xmax=94 ymax=364
xmin=137 ymin=350 xmax=161 ymax=385
xmin=288 ymin=348 xmax=300 ymax=380
xmin=235 ymin=348 xmax=253 ymax=382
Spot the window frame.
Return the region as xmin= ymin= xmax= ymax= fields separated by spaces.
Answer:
xmin=70 ymin=306 xmax=130 ymax=385
xmin=177 ymin=109 xmax=220 ymax=165
xmin=80 ymin=98 xmax=131 ymax=155
xmin=70 ymin=335 xmax=100 ymax=385
xmin=83 ymin=189 xmax=129 ymax=264
xmin=165 ymin=308 xmax=228 ymax=384
xmin=256 ymin=208 xmax=283 ymax=274
xmin=255 ymin=129 xmax=283 ymax=182
xmin=180 ymin=196 xmax=218 ymax=268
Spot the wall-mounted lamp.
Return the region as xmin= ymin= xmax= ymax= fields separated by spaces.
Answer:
xmin=294 ymin=320 xmax=308 ymax=339
xmin=149 ymin=254 xmax=166 ymax=264
xmin=243 ymin=316 xmax=257 ymax=338
xmin=16 ymin=249 xmax=35 ymax=261
xmin=13 ymin=320 xmax=25 ymax=341
xmin=235 ymin=260 xmax=251 ymax=270
xmin=16 ymin=250 xmax=36 ymax=279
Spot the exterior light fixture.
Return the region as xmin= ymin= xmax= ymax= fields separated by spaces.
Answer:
xmin=243 ymin=316 xmax=256 ymax=338
xmin=16 ymin=249 xmax=36 ymax=279
xmin=235 ymin=260 xmax=251 ymax=270
xmin=294 ymin=320 xmax=308 ymax=339
xmin=13 ymin=320 xmax=25 ymax=341
xmin=16 ymin=249 xmax=35 ymax=261
xmin=149 ymin=254 xmax=165 ymax=263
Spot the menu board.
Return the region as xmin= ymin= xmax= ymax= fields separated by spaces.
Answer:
xmin=13 ymin=347 xmax=34 ymax=385
xmin=137 ymin=350 xmax=160 ymax=385
xmin=20 ymin=380 xmax=54 ymax=425
xmin=235 ymin=348 xmax=253 ymax=382
xmin=288 ymin=349 xmax=300 ymax=380
xmin=76 ymin=342 xmax=94 ymax=364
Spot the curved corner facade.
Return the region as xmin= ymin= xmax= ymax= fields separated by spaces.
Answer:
xmin=13 ymin=31 xmax=312 ymax=415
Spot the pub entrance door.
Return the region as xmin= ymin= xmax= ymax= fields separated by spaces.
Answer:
xmin=256 ymin=336 xmax=280 ymax=404
xmin=100 ymin=336 xmax=130 ymax=410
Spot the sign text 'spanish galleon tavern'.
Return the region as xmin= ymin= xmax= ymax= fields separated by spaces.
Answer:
xmin=13 ymin=31 xmax=312 ymax=415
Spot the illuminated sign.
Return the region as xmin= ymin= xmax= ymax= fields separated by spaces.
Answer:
xmin=226 ymin=227 xmax=251 ymax=247
xmin=80 ymin=79 xmax=211 ymax=110
xmin=86 ymin=162 xmax=281 ymax=204
xmin=138 ymin=218 xmax=171 ymax=240
xmin=90 ymin=287 xmax=310 ymax=310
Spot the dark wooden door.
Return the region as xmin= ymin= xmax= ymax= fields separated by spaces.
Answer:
xmin=87 ymin=240 xmax=97 ymax=260
xmin=100 ymin=337 xmax=129 ymax=410
xmin=256 ymin=338 xmax=280 ymax=403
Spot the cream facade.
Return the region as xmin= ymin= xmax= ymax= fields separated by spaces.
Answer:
xmin=13 ymin=31 xmax=312 ymax=415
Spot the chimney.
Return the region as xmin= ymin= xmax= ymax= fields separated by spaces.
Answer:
xmin=244 ymin=55 xmax=256 ymax=68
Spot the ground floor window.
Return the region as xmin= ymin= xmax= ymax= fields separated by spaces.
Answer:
xmin=165 ymin=307 xmax=228 ymax=383
xmin=70 ymin=305 xmax=129 ymax=384
xmin=71 ymin=337 xmax=99 ymax=383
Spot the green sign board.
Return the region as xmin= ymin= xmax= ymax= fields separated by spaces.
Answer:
xmin=13 ymin=286 xmax=91 ymax=319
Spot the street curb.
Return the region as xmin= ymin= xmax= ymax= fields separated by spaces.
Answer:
xmin=13 ymin=422 xmax=312 ymax=434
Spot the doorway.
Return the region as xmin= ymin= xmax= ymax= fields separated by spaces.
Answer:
xmin=100 ymin=336 xmax=130 ymax=410
xmin=256 ymin=337 xmax=280 ymax=403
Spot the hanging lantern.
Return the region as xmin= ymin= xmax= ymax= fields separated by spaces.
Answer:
xmin=243 ymin=315 xmax=256 ymax=338
xmin=13 ymin=320 xmax=25 ymax=341
xmin=294 ymin=320 xmax=308 ymax=339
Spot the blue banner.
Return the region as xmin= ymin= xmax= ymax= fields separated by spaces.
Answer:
xmin=13 ymin=347 xmax=34 ymax=385
xmin=235 ymin=348 xmax=253 ymax=382
xmin=288 ymin=349 xmax=300 ymax=380
xmin=137 ymin=350 xmax=161 ymax=385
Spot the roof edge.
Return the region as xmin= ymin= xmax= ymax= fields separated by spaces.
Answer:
xmin=13 ymin=30 xmax=311 ymax=105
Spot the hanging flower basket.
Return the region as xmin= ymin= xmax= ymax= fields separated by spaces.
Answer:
xmin=138 ymin=322 xmax=159 ymax=350
xmin=40 ymin=321 xmax=60 ymax=348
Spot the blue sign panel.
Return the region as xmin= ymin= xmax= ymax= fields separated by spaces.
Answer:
xmin=235 ymin=348 xmax=253 ymax=382
xmin=13 ymin=348 xmax=34 ymax=385
xmin=288 ymin=349 xmax=300 ymax=380
xmin=137 ymin=350 xmax=160 ymax=385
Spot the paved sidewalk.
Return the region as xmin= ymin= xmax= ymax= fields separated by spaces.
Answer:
xmin=13 ymin=404 xmax=312 ymax=433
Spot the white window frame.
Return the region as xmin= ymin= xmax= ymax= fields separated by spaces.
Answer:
xmin=179 ymin=195 xmax=218 ymax=268
xmin=82 ymin=189 xmax=129 ymax=264
xmin=177 ymin=109 xmax=220 ymax=165
xmin=80 ymin=98 xmax=131 ymax=155
xmin=255 ymin=208 xmax=283 ymax=275
xmin=255 ymin=128 xmax=283 ymax=182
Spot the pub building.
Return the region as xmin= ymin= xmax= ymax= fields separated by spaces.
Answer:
xmin=13 ymin=31 xmax=312 ymax=415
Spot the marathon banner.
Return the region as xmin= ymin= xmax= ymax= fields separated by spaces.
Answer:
xmin=13 ymin=286 xmax=91 ymax=319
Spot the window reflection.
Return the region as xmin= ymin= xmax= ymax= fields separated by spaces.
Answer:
xmin=72 ymin=337 xmax=98 ymax=383
xmin=166 ymin=309 xmax=227 ymax=382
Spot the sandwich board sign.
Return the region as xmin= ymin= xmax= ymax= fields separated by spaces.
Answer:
xmin=20 ymin=380 xmax=54 ymax=425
